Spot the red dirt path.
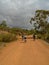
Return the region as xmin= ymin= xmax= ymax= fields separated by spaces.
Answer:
xmin=0 ymin=37 xmax=49 ymax=65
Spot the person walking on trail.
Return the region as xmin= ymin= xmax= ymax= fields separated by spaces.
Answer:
xmin=22 ymin=34 xmax=27 ymax=42
xmin=33 ymin=34 xmax=36 ymax=40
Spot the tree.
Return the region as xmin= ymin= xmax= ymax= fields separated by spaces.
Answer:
xmin=30 ymin=10 xmax=49 ymax=40
xmin=0 ymin=20 xmax=7 ymax=30
xmin=1 ymin=20 xmax=7 ymax=27
xmin=30 ymin=10 xmax=49 ymax=33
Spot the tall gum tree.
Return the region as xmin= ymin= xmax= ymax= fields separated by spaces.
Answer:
xmin=30 ymin=10 xmax=49 ymax=39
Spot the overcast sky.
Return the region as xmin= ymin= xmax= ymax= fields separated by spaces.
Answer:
xmin=0 ymin=0 xmax=49 ymax=29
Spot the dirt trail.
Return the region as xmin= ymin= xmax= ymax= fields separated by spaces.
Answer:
xmin=0 ymin=37 xmax=49 ymax=65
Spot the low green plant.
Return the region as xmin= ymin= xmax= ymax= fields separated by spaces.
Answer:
xmin=0 ymin=33 xmax=17 ymax=42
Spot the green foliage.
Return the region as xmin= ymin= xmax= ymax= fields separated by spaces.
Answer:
xmin=1 ymin=20 xmax=7 ymax=27
xmin=0 ymin=20 xmax=8 ymax=31
xmin=0 ymin=33 xmax=17 ymax=42
xmin=37 ymin=34 xmax=42 ymax=39
xmin=30 ymin=10 xmax=49 ymax=43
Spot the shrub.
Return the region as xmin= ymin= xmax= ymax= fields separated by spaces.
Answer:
xmin=45 ymin=34 xmax=49 ymax=43
xmin=37 ymin=34 xmax=42 ymax=39
xmin=0 ymin=33 xmax=17 ymax=42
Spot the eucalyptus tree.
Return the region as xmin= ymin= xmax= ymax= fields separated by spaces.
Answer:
xmin=30 ymin=10 xmax=49 ymax=40
xmin=30 ymin=10 xmax=49 ymax=33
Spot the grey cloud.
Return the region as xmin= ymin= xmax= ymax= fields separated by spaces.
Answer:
xmin=0 ymin=0 xmax=49 ymax=29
